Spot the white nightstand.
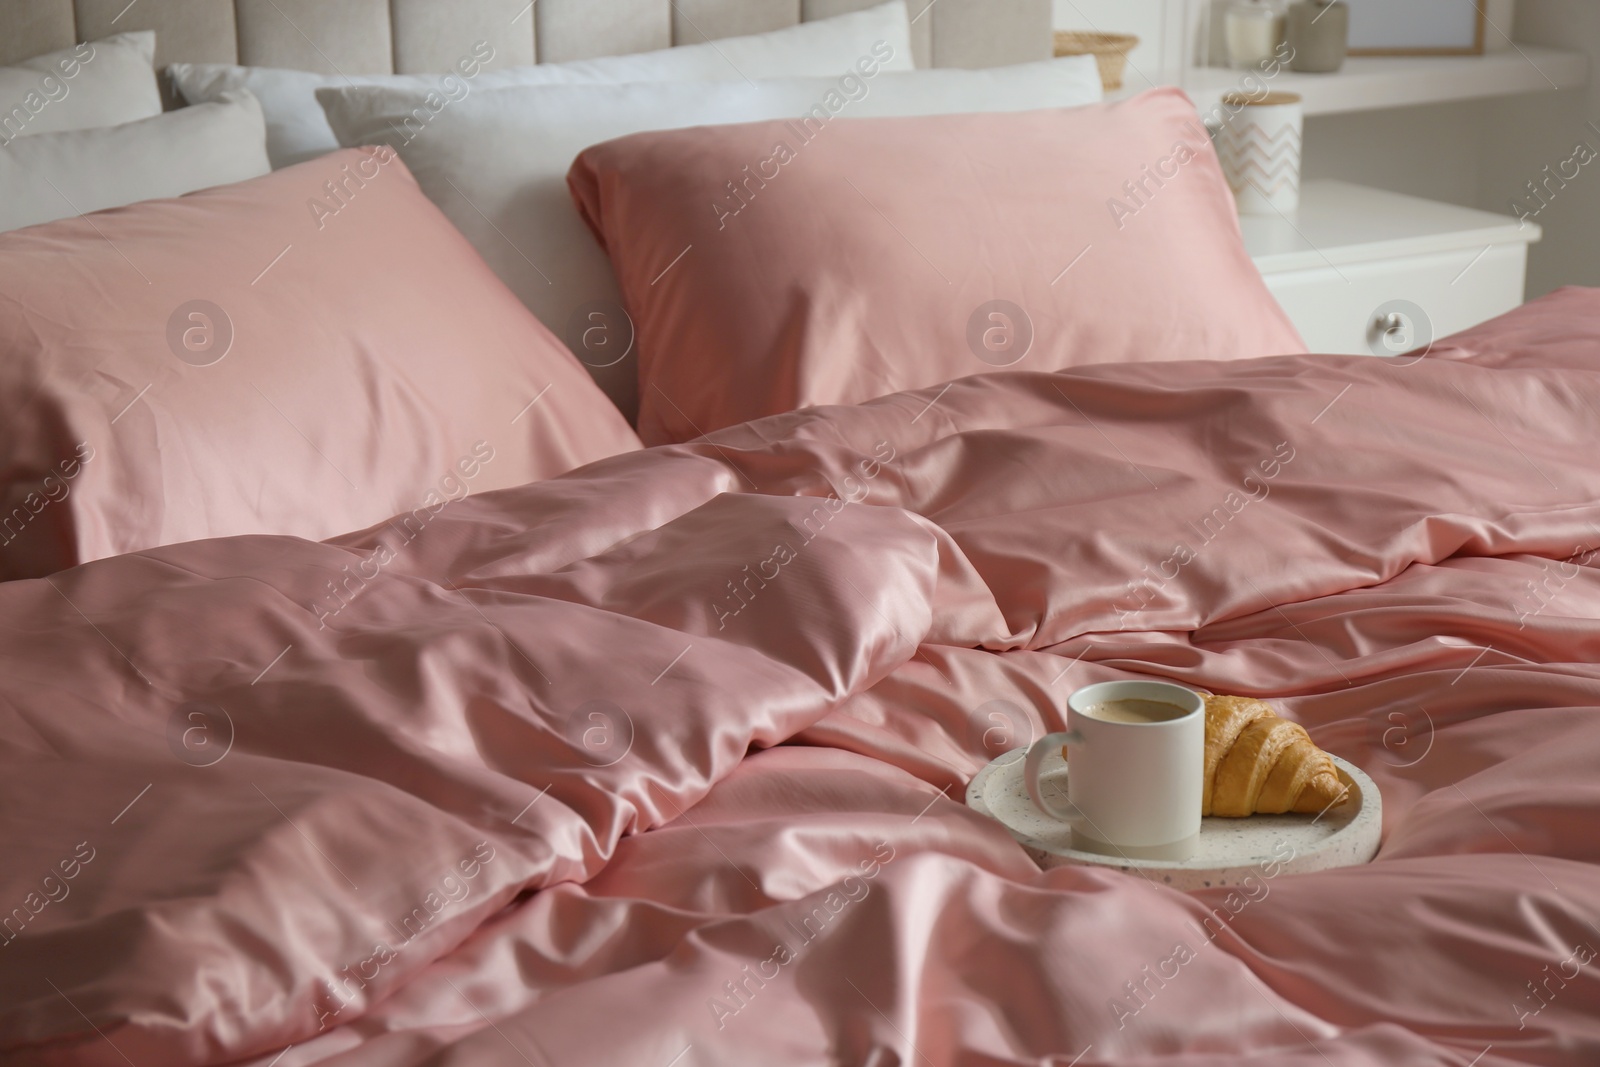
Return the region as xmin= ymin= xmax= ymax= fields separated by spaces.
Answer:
xmin=1243 ymin=181 xmax=1541 ymax=355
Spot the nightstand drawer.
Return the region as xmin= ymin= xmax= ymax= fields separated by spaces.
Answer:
xmin=1243 ymin=181 xmax=1540 ymax=357
xmin=1261 ymin=242 xmax=1530 ymax=356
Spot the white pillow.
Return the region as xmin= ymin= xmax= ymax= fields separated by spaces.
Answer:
xmin=316 ymin=57 xmax=1104 ymax=418
xmin=0 ymin=91 xmax=270 ymax=233
xmin=0 ymin=32 xmax=163 ymax=143
xmin=170 ymin=0 xmax=916 ymax=168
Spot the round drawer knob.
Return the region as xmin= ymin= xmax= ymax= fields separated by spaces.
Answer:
xmin=1367 ymin=300 xmax=1434 ymax=360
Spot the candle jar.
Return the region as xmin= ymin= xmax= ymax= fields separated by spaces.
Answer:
xmin=1226 ymin=0 xmax=1285 ymax=70
xmin=1216 ymin=91 xmax=1304 ymax=214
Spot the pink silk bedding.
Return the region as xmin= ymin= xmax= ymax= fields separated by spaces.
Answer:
xmin=4 ymin=289 xmax=1600 ymax=1065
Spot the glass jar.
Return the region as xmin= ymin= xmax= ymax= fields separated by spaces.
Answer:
xmin=1225 ymin=0 xmax=1286 ymax=70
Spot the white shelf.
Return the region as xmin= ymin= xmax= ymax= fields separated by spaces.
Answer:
xmin=1121 ymin=46 xmax=1588 ymax=118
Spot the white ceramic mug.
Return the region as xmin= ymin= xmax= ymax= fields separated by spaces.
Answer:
xmin=1023 ymin=680 xmax=1205 ymax=860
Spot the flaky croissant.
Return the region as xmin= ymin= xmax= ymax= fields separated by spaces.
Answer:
xmin=1203 ymin=695 xmax=1347 ymax=817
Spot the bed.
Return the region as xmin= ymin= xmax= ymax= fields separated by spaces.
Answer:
xmin=2 ymin=3 xmax=1598 ymax=1066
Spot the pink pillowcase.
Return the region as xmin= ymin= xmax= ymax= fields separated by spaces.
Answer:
xmin=0 ymin=147 xmax=641 ymax=580
xmin=570 ymin=88 xmax=1306 ymax=445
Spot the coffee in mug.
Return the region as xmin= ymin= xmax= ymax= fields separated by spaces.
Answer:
xmin=1080 ymin=698 xmax=1189 ymax=725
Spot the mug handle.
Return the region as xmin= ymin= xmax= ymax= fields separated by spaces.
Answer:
xmin=1023 ymin=730 xmax=1082 ymax=822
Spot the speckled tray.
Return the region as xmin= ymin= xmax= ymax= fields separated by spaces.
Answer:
xmin=967 ymin=747 xmax=1381 ymax=890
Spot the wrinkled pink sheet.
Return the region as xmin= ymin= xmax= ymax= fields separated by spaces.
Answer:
xmin=5 ymin=289 xmax=1600 ymax=1066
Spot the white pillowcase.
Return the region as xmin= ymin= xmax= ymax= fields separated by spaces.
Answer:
xmin=169 ymin=0 xmax=916 ymax=168
xmin=0 ymin=32 xmax=163 ymax=143
xmin=316 ymin=56 xmax=1104 ymax=419
xmin=0 ymin=91 xmax=270 ymax=233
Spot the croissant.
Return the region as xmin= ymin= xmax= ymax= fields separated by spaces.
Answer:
xmin=1203 ymin=695 xmax=1347 ymax=817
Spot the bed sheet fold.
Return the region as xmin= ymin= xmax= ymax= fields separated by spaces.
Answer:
xmin=4 ymin=289 xmax=1600 ymax=1065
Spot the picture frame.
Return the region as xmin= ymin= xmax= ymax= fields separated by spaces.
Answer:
xmin=1344 ymin=0 xmax=1487 ymax=56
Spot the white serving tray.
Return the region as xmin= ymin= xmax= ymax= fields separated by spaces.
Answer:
xmin=967 ymin=747 xmax=1381 ymax=890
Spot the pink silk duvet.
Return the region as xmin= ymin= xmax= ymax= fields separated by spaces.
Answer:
xmin=4 ymin=290 xmax=1600 ymax=1065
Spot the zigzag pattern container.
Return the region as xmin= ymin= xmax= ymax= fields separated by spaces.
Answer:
xmin=1216 ymin=91 xmax=1304 ymax=214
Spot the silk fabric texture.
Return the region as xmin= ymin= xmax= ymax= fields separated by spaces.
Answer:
xmin=569 ymin=89 xmax=1306 ymax=444
xmin=3 ymin=291 xmax=1600 ymax=1064
xmin=0 ymin=147 xmax=640 ymax=580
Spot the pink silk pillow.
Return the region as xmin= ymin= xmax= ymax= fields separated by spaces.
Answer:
xmin=0 ymin=147 xmax=641 ymax=580
xmin=570 ymin=88 xmax=1306 ymax=445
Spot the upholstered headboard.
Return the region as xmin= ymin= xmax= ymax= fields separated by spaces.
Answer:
xmin=0 ymin=0 xmax=1052 ymax=76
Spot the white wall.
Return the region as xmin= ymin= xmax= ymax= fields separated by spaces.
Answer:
xmin=1301 ymin=103 xmax=1485 ymax=207
xmin=1051 ymin=0 xmax=1600 ymax=297
xmin=1476 ymin=0 xmax=1600 ymax=295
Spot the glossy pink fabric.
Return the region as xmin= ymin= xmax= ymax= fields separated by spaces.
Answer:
xmin=5 ymin=291 xmax=1600 ymax=1065
xmin=0 ymin=147 xmax=641 ymax=582
xmin=570 ymin=89 xmax=1306 ymax=445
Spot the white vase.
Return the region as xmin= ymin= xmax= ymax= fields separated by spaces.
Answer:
xmin=1214 ymin=91 xmax=1303 ymax=214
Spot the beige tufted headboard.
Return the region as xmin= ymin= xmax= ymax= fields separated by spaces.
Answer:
xmin=0 ymin=0 xmax=1052 ymax=81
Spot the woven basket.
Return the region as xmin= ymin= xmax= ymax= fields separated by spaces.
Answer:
xmin=1053 ymin=30 xmax=1140 ymax=92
